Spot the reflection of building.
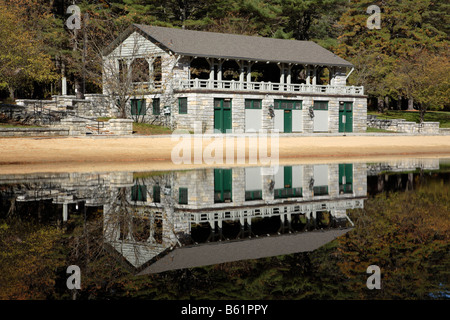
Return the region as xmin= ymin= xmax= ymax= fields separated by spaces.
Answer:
xmin=103 ymin=164 xmax=367 ymax=274
xmin=0 ymin=163 xmax=369 ymax=274
xmin=1 ymin=158 xmax=444 ymax=274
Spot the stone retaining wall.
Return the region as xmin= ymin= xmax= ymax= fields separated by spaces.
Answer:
xmin=367 ymin=115 xmax=440 ymax=134
xmin=57 ymin=118 xmax=133 ymax=136
xmin=0 ymin=127 xmax=69 ymax=137
xmin=106 ymin=119 xmax=134 ymax=135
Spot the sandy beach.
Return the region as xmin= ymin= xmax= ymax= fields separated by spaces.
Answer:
xmin=1 ymin=135 xmax=450 ymax=174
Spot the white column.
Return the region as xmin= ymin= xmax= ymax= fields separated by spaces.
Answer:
xmin=208 ymin=58 xmax=215 ymax=81
xmin=287 ymin=65 xmax=292 ymax=84
xmin=312 ymin=66 xmax=317 ymax=85
xmin=247 ymin=62 xmax=253 ymax=83
xmin=239 ymin=61 xmax=245 ymax=83
xmin=217 ymin=60 xmax=223 ymax=81
xmin=306 ymin=65 xmax=311 ymax=85
xmin=280 ymin=65 xmax=284 ymax=84
xmin=62 ymin=77 xmax=67 ymax=95
xmin=63 ymin=203 xmax=68 ymax=222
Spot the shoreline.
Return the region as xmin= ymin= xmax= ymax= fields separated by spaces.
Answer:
xmin=1 ymin=135 xmax=450 ymax=174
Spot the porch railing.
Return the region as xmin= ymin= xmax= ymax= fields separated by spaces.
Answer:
xmin=177 ymin=79 xmax=364 ymax=95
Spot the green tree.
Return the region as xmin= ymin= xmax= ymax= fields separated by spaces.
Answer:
xmin=391 ymin=49 xmax=450 ymax=122
xmin=0 ymin=1 xmax=59 ymax=99
xmin=336 ymin=0 xmax=448 ymax=110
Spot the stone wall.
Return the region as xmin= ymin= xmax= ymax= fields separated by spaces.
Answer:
xmin=367 ymin=115 xmax=440 ymax=134
xmin=55 ymin=118 xmax=133 ymax=136
xmin=168 ymin=92 xmax=367 ymax=134
xmin=106 ymin=119 xmax=134 ymax=135
xmin=0 ymin=127 xmax=69 ymax=137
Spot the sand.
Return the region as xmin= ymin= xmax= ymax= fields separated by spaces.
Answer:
xmin=1 ymin=135 xmax=450 ymax=174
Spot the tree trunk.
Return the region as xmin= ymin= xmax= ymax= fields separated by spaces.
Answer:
xmin=419 ymin=104 xmax=426 ymax=123
xmin=377 ymin=97 xmax=384 ymax=113
xmin=397 ymin=95 xmax=402 ymax=110
xmin=407 ymin=97 xmax=414 ymax=111
xmin=75 ymin=78 xmax=84 ymax=99
xmin=72 ymin=28 xmax=85 ymax=99
xmin=8 ymin=87 xmax=15 ymax=100
xmin=384 ymin=96 xmax=390 ymax=110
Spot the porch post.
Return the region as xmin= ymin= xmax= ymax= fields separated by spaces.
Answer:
xmin=217 ymin=59 xmax=223 ymax=81
xmin=279 ymin=63 xmax=285 ymax=84
xmin=287 ymin=64 xmax=292 ymax=84
xmin=238 ymin=60 xmax=245 ymax=88
xmin=306 ymin=65 xmax=311 ymax=85
xmin=329 ymin=67 xmax=335 ymax=85
xmin=312 ymin=66 xmax=317 ymax=85
xmin=207 ymin=58 xmax=215 ymax=83
xmin=247 ymin=61 xmax=253 ymax=83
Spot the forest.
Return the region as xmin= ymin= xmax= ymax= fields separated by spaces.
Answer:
xmin=0 ymin=0 xmax=448 ymax=112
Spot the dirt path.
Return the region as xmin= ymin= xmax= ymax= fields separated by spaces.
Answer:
xmin=1 ymin=135 xmax=449 ymax=174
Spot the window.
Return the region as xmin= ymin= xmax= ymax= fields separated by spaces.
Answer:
xmin=245 ymin=190 xmax=263 ymax=201
xmin=153 ymin=185 xmax=161 ymax=203
xmin=274 ymin=187 xmax=302 ymax=199
xmin=179 ymin=188 xmax=188 ymax=204
xmin=131 ymin=58 xmax=149 ymax=83
xmin=314 ymin=101 xmax=328 ymax=110
xmin=313 ymin=185 xmax=329 ymax=196
xmin=118 ymin=59 xmax=128 ymax=83
xmin=152 ymin=98 xmax=160 ymax=115
xmin=131 ymin=185 xmax=147 ymax=202
xmin=152 ymin=56 xmax=162 ymax=85
xmin=274 ymin=99 xmax=302 ymax=110
xmin=245 ymin=99 xmax=262 ymax=109
xmin=131 ymin=99 xmax=146 ymax=115
xmin=179 ymin=97 xmax=188 ymax=114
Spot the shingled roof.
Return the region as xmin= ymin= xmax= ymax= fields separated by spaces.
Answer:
xmin=104 ymin=24 xmax=353 ymax=68
xmin=137 ymin=228 xmax=352 ymax=275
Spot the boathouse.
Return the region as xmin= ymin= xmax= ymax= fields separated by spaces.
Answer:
xmin=102 ymin=24 xmax=367 ymax=133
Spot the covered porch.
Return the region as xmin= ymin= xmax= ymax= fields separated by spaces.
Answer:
xmin=179 ymin=56 xmax=363 ymax=95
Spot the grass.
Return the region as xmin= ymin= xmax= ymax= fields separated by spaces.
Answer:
xmin=366 ymin=127 xmax=397 ymax=133
xmin=132 ymin=122 xmax=173 ymax=135
xmin=95 ymin=118 xmax=173 ymax=135
xmin=368 ymin=110 xmax=450 ymax=128
xmin=96 ymin=117 xmax=114 ymax=122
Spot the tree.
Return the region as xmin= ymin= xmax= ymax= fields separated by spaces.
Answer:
xmin=0 ymin=1 xmax=58 ymax=99
xmin=392 ymin=49 xmax=449 ymax=122
xmin=278 ymin=0 xmax=347 ymax=41
xmin=336 ymin=0 xmax=448 ymax=109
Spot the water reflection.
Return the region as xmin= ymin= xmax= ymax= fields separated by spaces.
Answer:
xmin=0 ymin=159 xmax=439 ymax=274
xmin=1 ymin=158 xmax=444 ymax=277
xmin=1 ymin=157 xmax=448 ymax=299
xmin=0 ymin=162 xmax=374 ymax=274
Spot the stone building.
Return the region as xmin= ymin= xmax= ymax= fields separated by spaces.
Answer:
xmin=103 ymin=24 xmax=367 ymax=133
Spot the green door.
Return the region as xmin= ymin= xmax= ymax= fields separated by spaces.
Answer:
xmin=339 ymin=164 xmax=353 ymax=194
xmin=214 ymin=98 xmax=232 ymax=133
xmin=214 ymin=169 xmax=232 ymax=203
xmin=284 ymin=166 xmax=292 ymax=188
xmin=284 ymin=110 xmax=292 ymax=133
xmin=339 ymin=102 xmax=353 ymax=133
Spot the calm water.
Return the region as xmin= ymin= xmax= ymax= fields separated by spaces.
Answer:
xmin=0 ymin=158 xmax=449 ymax=300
